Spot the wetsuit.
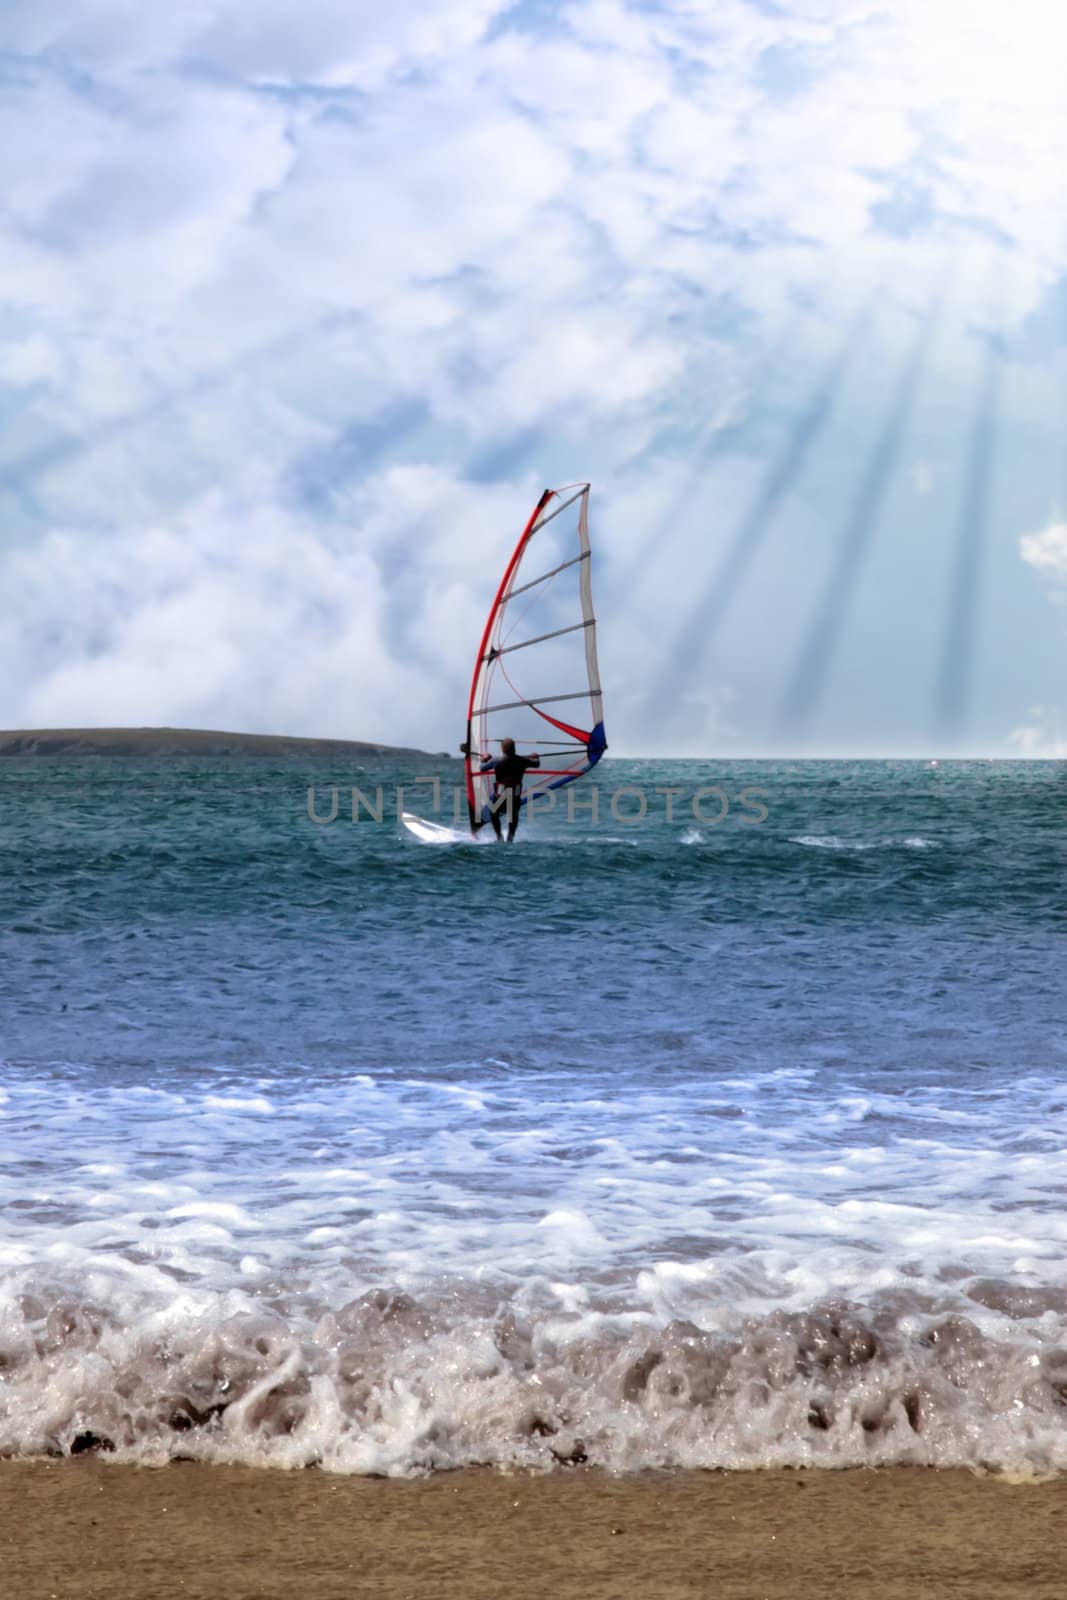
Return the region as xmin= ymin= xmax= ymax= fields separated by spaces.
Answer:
xmin=480 ymin=751 xmax=541 ymax=841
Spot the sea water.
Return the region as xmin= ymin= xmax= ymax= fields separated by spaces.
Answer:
xmin=1 ymin=755 xmax=1066 ymax=1473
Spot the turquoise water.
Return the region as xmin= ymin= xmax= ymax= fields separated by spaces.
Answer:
xmin=1 ymin=756 xmax=1066 ymax=1471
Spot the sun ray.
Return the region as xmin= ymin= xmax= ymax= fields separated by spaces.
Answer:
xmin=934 ymin=336 xmax=1002 ymax=740
xmin=778 ymin=289 xmax=944 ymax=739
xmin=646 ymin=295 xmax=877 ymax=737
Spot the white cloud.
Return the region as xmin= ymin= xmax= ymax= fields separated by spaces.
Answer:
xmin=0 ymin=0 xmax=210 ymax=69
xmin=0 ymin=476 xmax=391 ymax=735
xmin=5 ymin=0 xmax=1067 ymax=748
xmin=8 ymin=0 xmax=1064 ymax=458
xmin=1007 ymin=708 xmax=1067 ymax=759
xmin=2 ymin=0 xmax=507 ymax=86
xmin=197 ymin=0 xmax=507 ymax=90
xmin=0 ymin=465 xmax=543 ymax=745
xmin=1020 ymin=522 xmax=1067 ymax=588
xmin=2 ymin=335 xmax=65 ymax=387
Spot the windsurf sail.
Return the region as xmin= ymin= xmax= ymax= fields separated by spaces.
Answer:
xmin=463 ymin=482 xmax=607 ymax=832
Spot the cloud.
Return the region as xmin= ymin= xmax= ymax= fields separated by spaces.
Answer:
xmin=0 ymin=77 xmax=294 ymax=327
xmin=1020 ymin=522 xmax=1067 ymax=589
xmin=1 ymin=0 xmax=508 ymax=86
xmin=0 ymin=0 xmax=206 ymax=70
xmin=3 ymin=335 xmax=65 ymax=388
xmin=197 ymin=0 xmax=508 ymax=90
xmin=0 ymin=464 xmax=540 ymax=744
xmin=4 ymin=0 xmax=1067 ymax=750
xmin=1007 ymin=707 xmax=1067 ymax=759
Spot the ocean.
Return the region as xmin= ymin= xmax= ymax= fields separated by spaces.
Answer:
xmin=1 ymin=755 xmax=1066 ymax=1474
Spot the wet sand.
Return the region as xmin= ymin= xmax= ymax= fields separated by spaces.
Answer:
xmin=3 ymin=1462 xmax=1065 ymax=1600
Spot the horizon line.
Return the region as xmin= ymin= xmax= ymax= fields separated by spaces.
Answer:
xmin=0 ymin=726 xmax=1062 ymax=763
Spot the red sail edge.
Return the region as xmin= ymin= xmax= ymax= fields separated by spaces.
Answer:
xmin=463 ymin=489 xmax=554 ymax=828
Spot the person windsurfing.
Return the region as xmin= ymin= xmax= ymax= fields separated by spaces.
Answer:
xmin=461 ymin=737 xmax=540 ymax=841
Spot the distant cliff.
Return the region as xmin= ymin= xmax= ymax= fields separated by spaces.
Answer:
xmin=0 ymin=727 xmax=452 ymax=759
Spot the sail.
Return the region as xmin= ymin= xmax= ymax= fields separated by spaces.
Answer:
xmin=463 ymin=483 xmax=607 ymax=832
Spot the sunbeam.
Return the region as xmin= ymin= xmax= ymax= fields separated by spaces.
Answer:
xmin=646 ymin=296 xmax=877 ymax=739
xmin=607 ymin=317 xmax=801 ymax=609
xmin=934 ymin=335 xmax=1002 ymax=740
xmin=777 ymin=290 xmax=944 ymax=740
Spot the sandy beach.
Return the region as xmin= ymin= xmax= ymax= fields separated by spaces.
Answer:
xmin=3 ymin=1463 xmax=1065 ymax=1600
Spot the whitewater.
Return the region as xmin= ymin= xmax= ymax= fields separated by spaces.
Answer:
xmin=1 ymin=755 xmax=1065 ymax=1474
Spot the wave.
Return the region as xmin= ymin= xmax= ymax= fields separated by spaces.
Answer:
xmin=3 ymin=1281 xmax=1067 ymax=1476
xmin=791 ymin=835 xmax=938 ymax=852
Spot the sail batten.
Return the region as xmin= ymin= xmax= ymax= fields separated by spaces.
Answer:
xmin=506 ymin=551 xmax=589 ymax=602
xmin=487 ymin=619 xmax=593 ymax=661
xmin=481 ymin=691 xmax=591 ymax=715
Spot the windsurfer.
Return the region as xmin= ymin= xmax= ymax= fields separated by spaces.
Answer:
xmin=470 ymin=738 xmax=540 ymax=841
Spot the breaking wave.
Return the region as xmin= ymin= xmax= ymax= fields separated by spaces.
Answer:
xmin=4 ymin=1280 xmax=1067 ymax=1475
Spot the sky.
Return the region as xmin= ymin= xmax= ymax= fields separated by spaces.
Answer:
xmin=2 ymin=0 xmax=1067 ymax=757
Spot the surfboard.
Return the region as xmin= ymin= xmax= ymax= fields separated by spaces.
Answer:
xmin=400 ymin=811 xmax=476 ymax=845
